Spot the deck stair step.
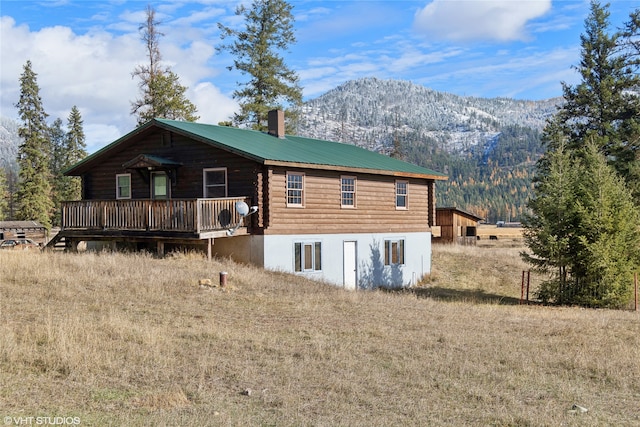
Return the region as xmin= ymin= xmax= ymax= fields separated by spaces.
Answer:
xmin=45 ymin=233 xmax=71 ymax=251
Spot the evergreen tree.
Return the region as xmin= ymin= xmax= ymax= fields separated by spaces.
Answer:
xmin=60 ymin=106 xmax=87 ymax=202
xmin=570 ymin=140 xmax=640 ymax=307
xmin=523 ymin=2 xmax=640 ymax=308
xmin=14 ymin=60 xmax=54 ymax=229
xmin=524 ymin=138 xmax=640 ymax=307
xmin=49 ymin=106 xmax=87 ymax=226
xmin=552 ymin=1 xmax=640 ymax=200
xmin=218 ymin=0 xmax=302 ymax=130
xmin=0 ymin=168 xmax=8 ymax=220
xmin=131 ymin=5 xmax=198 ymax=125
xmin=49 ymin=117 xmax=66 ymax=226
xmin=620 ymin=7 xmax=640 ymax=199
xmin=522 ymin=136 xmax=577 ymax=304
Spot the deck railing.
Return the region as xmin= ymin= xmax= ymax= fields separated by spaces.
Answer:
xmin=61 ymin=198 xmax=249 ymax=234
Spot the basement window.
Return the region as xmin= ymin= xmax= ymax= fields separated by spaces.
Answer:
xmin=384 ymin=239 xmax=405 ymax=266
xmin=294 ymin=241 xmax=322 ymax=272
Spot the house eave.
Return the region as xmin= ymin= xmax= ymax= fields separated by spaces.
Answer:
xmin=263 ymin=160 xmax=448 ymax=180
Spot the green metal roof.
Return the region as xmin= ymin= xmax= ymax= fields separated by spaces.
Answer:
xmin=66 ymin=118 xmax=447 ymax=179
xmin=155 ymin=119 xmax=446 ymax=179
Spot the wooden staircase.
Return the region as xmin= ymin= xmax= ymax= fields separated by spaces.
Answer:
xmin=45 ymin=233 xmax=71 ymax=251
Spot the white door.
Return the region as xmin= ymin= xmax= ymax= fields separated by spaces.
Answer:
xmin=343 ymin=241 xmax=357 ymax=290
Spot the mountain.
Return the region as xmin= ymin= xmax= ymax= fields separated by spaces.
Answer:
xmin=296 ymin=77 xmax=560 ymax=222
xmin=0 ymin=117 xmax=20 ymax=172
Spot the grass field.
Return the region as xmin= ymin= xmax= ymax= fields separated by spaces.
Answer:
xmin=476 ymin=224 xmax=524 ymax=241
xmin=1 ymin=245 xmax=639 ymax=426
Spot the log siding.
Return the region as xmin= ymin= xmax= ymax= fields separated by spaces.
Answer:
xmin=264 ymin=167 xmax=431 ymax=235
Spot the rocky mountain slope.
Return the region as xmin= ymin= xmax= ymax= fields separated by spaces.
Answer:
xmin=296 ymin=78 xmax=559 ymax=222
xmin=296 ymin=77 xmax=559 ymax=154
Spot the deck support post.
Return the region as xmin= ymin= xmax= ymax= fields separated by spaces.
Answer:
xmin=207 ymin=238 xmax=214 ymax=260
xmin=157 ymin=241 xmax=165 ymax=257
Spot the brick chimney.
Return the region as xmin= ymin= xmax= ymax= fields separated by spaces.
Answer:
xmin=267 ymin=109 xmax=285 ymax=138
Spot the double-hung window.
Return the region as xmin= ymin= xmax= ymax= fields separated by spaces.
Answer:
xmin=204 ymin=168 xmax=227 ymax=198
xmin=294 ymin=242 xmax=322 ymax=272
xmin=116 ymin=174 xmax=131 ymax=199
xmin=396 ymin=180 xmax=408 ymax=209
xmin=341 ymin=176 xmax=356 ymax=208
xmin=384 ymin=239 xmax=405 ymax=266
xmin=287 ymin=172 xmax=304 ymax=207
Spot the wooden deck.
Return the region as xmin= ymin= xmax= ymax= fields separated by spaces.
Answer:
xmin=61 ymin=197 xmax=250 ymax=237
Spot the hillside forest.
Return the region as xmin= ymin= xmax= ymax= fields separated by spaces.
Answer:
xmin=297 ymin=78 xmax=555 ymax=223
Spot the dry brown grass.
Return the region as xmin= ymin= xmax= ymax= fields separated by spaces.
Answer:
xmin=423 ymin=242 xmax=536 ymax=304
xmin=477 ymin=224 xmax=524 ymax=240
xmin=1 ymin=247 xmax=639 ymax=426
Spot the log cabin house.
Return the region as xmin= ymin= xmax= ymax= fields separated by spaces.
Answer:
xmin=52 ymin=111 xmax=447 ymax=289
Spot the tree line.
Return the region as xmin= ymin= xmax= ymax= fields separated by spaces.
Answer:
xmin=403 ymin=124 xmax=544 ymax=223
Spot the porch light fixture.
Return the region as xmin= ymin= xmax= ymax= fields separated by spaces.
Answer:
xmin=226 ymin=201 xmax=258 ymax=236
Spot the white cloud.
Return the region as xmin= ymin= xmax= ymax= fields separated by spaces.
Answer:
xmin=414 ymin=0 xmax=552 ymax=42
xmin=386 ymin=47 xmax=465 ymax=73
xmin=0 ymin=14 xmax=235 ymax=153
xmin=191 ymin=82 xmax=237 ymax=125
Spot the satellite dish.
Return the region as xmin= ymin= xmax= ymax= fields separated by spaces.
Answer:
xmin=235 ymin=201 xmax=250 ymax=217
xmin=227 ymin=202 xmax=259 ymax=236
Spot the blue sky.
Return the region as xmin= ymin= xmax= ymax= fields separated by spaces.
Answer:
xmin=1 ymin=0 xmax=638 ymax=152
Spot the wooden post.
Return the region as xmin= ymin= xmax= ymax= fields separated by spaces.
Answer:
xmin=147 ymin=202 xmax=152 ymax=231
xmin=526 ymin=270 xmax=530 ymax=305
xmin=61 ymin=204 xmax=65 ymax=231
xmin=520 ymin=271 xmax=525 ymax=305
xmin=635 ymin=272 xmax=638 ymax=312
xmin=219 ymin=271 xmax=227 ymax=287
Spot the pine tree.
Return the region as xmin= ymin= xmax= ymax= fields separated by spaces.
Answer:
xmin=61 ymin=106 xmax=87 ymax=201
xmin=552 ymin=1 xmax=640 ymax=201
xmin=218 ymin=0 xmax=302 ymax=130
xmin=49 ymin=117 xmax=66 ymax=226
xmin=14 ymin=60 xmax=54 ymax=229
xmin=131 ymin=5 xmax=198 ymax=125
xmin=569 ymin=140 xmax=640 ymax=307
xmin=524 ymin=136 xmax=640 ymax=307
xmin=49 ymin=106 xmax=87 ymax=226
xmin=522 ymin=136 xmax=576 ymax=303
xmin=619 ymin=7 xmax=640 ymax=200
xmin=0 ymin=168 xmax=8 ymax=220
xmin=146 ymin=71 xmax=199 ymax=122
xmin=523 ymin=2 xmax=640 ymax=308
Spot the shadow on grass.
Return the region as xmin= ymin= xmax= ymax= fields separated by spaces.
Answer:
xmin=411 ymin=287 xmax=523 ymax=305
